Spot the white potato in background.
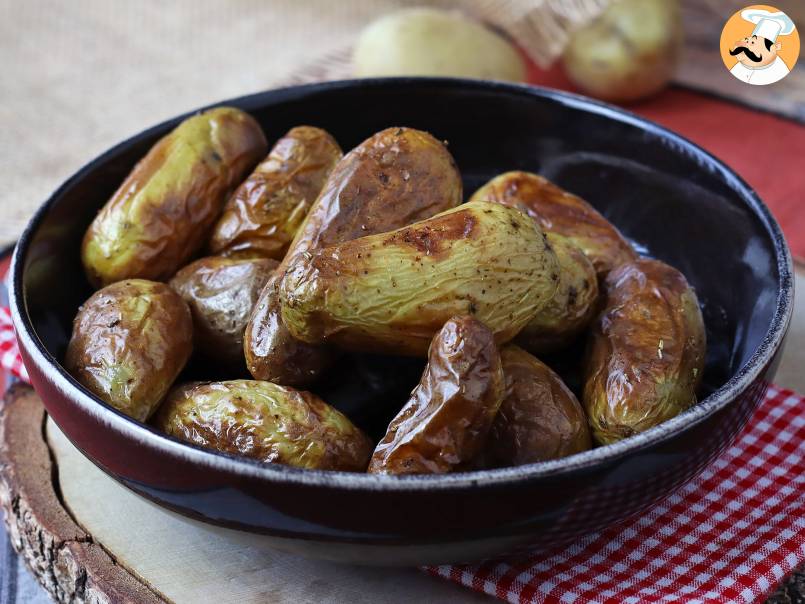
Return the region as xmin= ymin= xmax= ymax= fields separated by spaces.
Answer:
xmin=562 ymin=0 xmax=682 ymax=103
xmin=353 ymin=8 xmax=526 ymax=82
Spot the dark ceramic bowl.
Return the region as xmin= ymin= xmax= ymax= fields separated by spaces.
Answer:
xmin=10 ymin=78 xmax=793 ymax=566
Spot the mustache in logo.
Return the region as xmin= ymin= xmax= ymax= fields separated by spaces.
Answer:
xmin=730 ymin=46 xmax=763 ymax=62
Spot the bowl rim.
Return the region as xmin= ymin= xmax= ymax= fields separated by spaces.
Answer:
xmin=10 ymin=76 xmax=795 ymax=492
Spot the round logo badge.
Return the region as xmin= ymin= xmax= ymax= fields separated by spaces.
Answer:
xmin=720 ymin=4 xmax=799 ymax=85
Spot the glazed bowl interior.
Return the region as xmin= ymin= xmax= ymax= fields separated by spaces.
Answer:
xmin=13 ymin=78 xmax=792 ymax=486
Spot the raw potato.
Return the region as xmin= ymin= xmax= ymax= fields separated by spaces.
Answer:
xmin=368 ymin=316 xmax=504 ymax=475
xmin=209 ymin=126 xmax=343 ymax=260
xmin=484 ymin=346 xmax=591 ymax=466
xmin=154 ymin=380 xmax=373 ymax=472
xmin=244 ymin=126 xmax=463 ymax=385
xmin=65 ymin=279 xmax=193 ymax=422
xmin=169 ymin=256 xmax=278 ymax=367
xmin=280 ymin=201 xmax=560 ymax=356
xmin=583 ymin=258 xmax=706 ymax=445
xmin=82 ymin=107 xmax=267 ymax=287
xmin=354 ymin=8 xmax=525 ymax=82
xmin=562 ymin=0 xmax=682 ymax=103
xmin=516 ymin=233 xmax=599 ymax=354
xmin=470 ymin=171 xmax=636 ymax=281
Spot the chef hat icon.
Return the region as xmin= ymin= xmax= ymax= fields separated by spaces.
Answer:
xmin=741 ymin=9 xmax=796 ymax=42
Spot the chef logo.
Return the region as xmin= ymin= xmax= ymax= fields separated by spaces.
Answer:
xmin=720 ymin=5 xmax=798 ymax=85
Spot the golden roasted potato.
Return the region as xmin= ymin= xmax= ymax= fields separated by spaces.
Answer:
xmin=154 ymin=380 xmax=373 ymax=471
xmin=368 ymin=316 xmax=504 ymax=474
xmin=583 ymin=258 xmax=706 ymax=445
xmin=484 ymin=346 xmax=591 ymax=466
xmin=516 ymin=233 xmax=599 ymax=354
xmin=280 ymin=201 xmax=560 ymax=356
xmin=82 ymin=107 xmax=267 ymax=287
xmin=244 ymin=126 xmax=462 ymax=385
xmin=169 ymin=256 xmax=278 ymax=367
xmin=469 ymin=171 xmax=636 ymax=281
xmin=65 ymin=279 xmax=193 ymax=421
xmin=209 ymin=126 xmax=343 ymax=260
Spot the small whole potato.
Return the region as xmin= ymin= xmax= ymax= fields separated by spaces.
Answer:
xmin=368 ymin=316 xmax=504 ymax=475
xmin=65 ymin=279 xmax=193 ymax=421
xmin=154 ymin=380 xmax=373 ymax=471
xmin=562 ymin=0 xmax=682 ymax=103
xmin=583 ymin=258 xmax=706 ymax=445
xmin=354 ymin=8 xmax=525 ymax=82
xmin=484 ymin=346 xmax=591 ymax=467
xmin=470 ymin=171 xmax=636 ymax=281
xmin=209 ymin=126 xmax=343 ymax=260
xmin=82 ymin=107 xmax=267 ymax=287
xmin=169 ymin=255 xmax=278 ymax=367
xmin=516 ymin=233 xmax=599 ymax=354
xmin=244 ymin=126 xmax=463 ymax=385
xmin=280 ymin=201 xmax=560 ymax=356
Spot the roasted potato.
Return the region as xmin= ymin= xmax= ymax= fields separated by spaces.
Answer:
xmin=154 ymin=380 xmax=373 ymax=471
xmin=280 ymin=201 xmax=560 ymax=356
xmin=469 ymin=171 xmax=636 ymax=281
xmin=169 ymin=256 xmax=278 ymax=367
xmin=484 ymin=346 xmax=591 ymax=466
xmin=244 ymin=126 xmax=463 ymax=385
xmin=82 ymin=107 xmax=267 ymax=287
xmin=368 ymin=316 xmax=504 ymax=474
xmin=516 ymin=233 xmax=599 ymax=354
xmin=209 ymin=126 xmax=343 ymax=260
xmin=583 ymin=258 xmax=705 ymax=445
xmin=65 ymin=279 xmax=193 ymax=421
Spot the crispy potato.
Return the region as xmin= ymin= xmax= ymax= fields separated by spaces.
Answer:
xmin=82 ymin=107 xmax=267 ymax=287
xmin=280 ymin=201 xmax=560 ymax=356
xmin=368 ymin=316 xmax=504 ymax=474
xmin=154 ymin=380 xmax=373 ymax=471
xmin=484 ymin=346 xmax=591 ymax=466
xmin=469 ymin=171 xmax=636 ymax=281
xmin=516 ymin=233 xmax=599 ymax=354
xmin=65 ymin=279 xmax=193 ymax=421
xmin=583 ymin=258 xmax=705 ymax=445
xmin=169 ymin=256 xmax=278 ymax=367
xmin=209 ymin=126 xmax=343 ymax=260
xmin=244 ymin=126 xmax=462 ymax=385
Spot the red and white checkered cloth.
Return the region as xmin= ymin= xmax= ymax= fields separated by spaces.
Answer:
xmin=0 ymin=304 xmax=803 ymax=602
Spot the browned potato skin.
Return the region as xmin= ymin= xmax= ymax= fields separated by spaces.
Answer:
xmin=65 ymin=279 xmax=193 ymax=421
xmin=154 ymin=380 xmax=373 ymax=471
xmin=515 ymin=233 xmax=599 ymax=354
xmin=209 ymin=126 xmax=343 ymax=260
xmin=469 ymin=171 xmax=637 ymax=280
xmin=583 ymin=258 xmax=706 ymax=445
xmin=244 ymin=127 xmax=462 ymax=386
xmin=484 ymin=346 xmax=591 ymax=466
xmin=368 ymin=316 xmax=504 ymax=475
xmin=169 ymin=256 xmax=278 ymax=367
xmin=82 ymin=107 xmax=267 ymax=287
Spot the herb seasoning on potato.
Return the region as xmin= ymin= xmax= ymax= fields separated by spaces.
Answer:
xmin=484 ymin=346 xmax=591 ymax=466
xmin=280 ymin=200 xmax=560 ymax=356
xmin=583 ymin=258 xmax=706 ymax=445
xmin=209 ymin=126 xmax=343 ymax=260
xmin=155 ymin=380 xmax=373 ymax=471
xmin=470 ymin=171 xmax=637 ymax=280
xmin=65 ymin=279 xmax=193 ymax=421
xmin=244 ymin=126 xmax=463 ymax=385
xmin=516 ymin=233 xmax=599 ymax=354
xmin=82 ymin=107 xmax=267 ymax=287
xmin=169 ymin=255 xmax=278 ymax=367
xmin=368 ymin=316 xmax=504 ymax=475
